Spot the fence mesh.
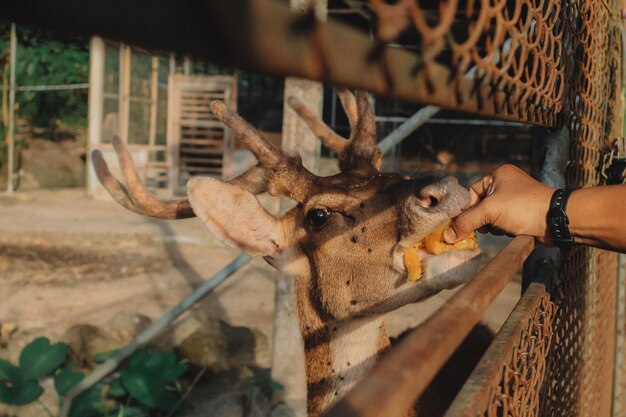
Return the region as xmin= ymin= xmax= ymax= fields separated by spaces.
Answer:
xmin=367 ymin=0 xmax=622 ymax=416
xmin=368 ymin=0 xmax=565 ymax=126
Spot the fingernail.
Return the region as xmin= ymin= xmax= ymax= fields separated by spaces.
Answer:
xmin=443 ymin=226 xmax=457 ymax=243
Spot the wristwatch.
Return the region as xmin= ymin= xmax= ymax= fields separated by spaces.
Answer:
xmin=547 ymin=188 xmax=575 ymax=251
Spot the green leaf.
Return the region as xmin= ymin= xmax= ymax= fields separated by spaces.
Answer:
xmin=19 ymin=337 xmax=69 ymax=379
xmin=120 ymin=369 xmax=159 ymax=408
xmin=108 ymin=378 xmax=127 ymax=397
xmin=0 ymin=359 xmax=44 ymax=405
xmin=0 ymin=359 xmax=21 ymax=383
xmin=127 ymin=350 xmax=187 ymax=384
xmin=154 ymin=389 xmax=179 ymax=411
xmin=268 ymin=381 xmax=285 ymax=391
xmin=160 ymin=361 xmax=187 ymax=383
xmin=93 ymin=349 xmax=119 ymax=364
xmin=54 ymin=367 xmax=85 ymax=396
xmin=118 ymin=405 xmax=148 ymax=417
xmin=0 ymin=379 xmax=44 ymax=405
xmin=68 ymin=387 xmax=102 ymax=417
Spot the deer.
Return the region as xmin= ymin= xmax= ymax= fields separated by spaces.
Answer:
xmin=91 ymin=89 xmax=484 ymax=417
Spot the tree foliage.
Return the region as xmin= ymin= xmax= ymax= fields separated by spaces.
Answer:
xmin=0 ymin=20 xmax=89 ymax=133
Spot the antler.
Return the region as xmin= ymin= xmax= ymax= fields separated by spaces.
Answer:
xmin=209 ymin=101 xmax=317 ymax=202
xmin=93 ymin=98 xmax=321 ymax=217
xmin=92 ymin=137 xmax=195 ymax=219
xmin=287 ymin=88 xmax=382 ymax=174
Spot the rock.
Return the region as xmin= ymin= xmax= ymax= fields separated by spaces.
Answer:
xmin=19 ymin=139 xmax=85 ymax=189
xmin=178 ymin=328 xmax=229 ymax=372
xmin=177 ymin=321 xmax=270 ymax=371
xmin=245 ymin=387 xmax=272 ymax=417
xmin=182 ymin=392 xmax=245 ymax=417
xmin=221 ymin=321 xmax=257 ymax=368
xmin=63 ymin=324 xmax=118 ymax=368
xmin=107 ymin=311 xmax=152 ymax=344
xmin=269 ymin=404 xmax=296 ymax=417
xmin=181 ymin=389 xmax=274 ymax=417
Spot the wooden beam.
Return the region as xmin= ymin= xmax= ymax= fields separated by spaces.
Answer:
xmin=86 ymin=36 xmax=106 ymax=196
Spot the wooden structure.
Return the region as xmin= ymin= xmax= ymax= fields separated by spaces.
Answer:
xmin=167 ymin=74 xmax=236 ymax=194
xmin=86 ymin=37 xmax=237 ymax=197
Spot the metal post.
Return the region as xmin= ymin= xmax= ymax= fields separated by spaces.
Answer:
xmin=6 ymin=23 xmax=16 ymax=193
xmin=522 ymin=126 xmax=569 ymax=292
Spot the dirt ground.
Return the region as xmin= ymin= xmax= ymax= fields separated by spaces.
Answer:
xmin=0 ymin=188 xmax=520 ymax=415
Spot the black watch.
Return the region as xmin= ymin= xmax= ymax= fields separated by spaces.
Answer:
xmin=547 ymin=188 xmax=575 ymax=251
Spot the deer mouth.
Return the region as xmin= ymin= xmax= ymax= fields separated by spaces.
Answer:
xmin=402 ymin=221 xmax=481 ymax=283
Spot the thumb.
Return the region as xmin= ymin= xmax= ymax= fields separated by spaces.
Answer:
xmin=443 ymin=206 xmax=487 ymax=243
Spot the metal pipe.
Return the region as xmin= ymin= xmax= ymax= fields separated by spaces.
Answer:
xmin=15 ymin=83 xmax=89 ymax=91
xmin=375 ymin=116 xmax=528 ymax=127
xmin=6 ymin=23 xmax=16 ymax=193
xmin=60 ymin=254 xmax=252 ymax=417
xmin=377 ymin=106 xmax=440 ymax=155
xmin=322 ymin=235 xmax=535 ymax=417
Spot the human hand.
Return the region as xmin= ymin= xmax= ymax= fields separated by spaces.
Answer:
xmin=443 ymin=164 xmax=555 ymax=245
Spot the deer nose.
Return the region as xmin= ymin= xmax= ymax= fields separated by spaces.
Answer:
xmin=416 ymin=185 xmax=445 ymax=209
xmin=415 ymin=176 xmax=469 ymax=215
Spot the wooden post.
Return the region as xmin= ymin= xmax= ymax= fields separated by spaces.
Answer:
xmin=86 ymin=36 xmax=105 ymax=196
xmin=118 ymin=44 xmax=131 ymax=142
xmin=6 ymin=23 xmax=16 ymax=193
xmin=271 ymin=2 xmax=326 ymax=415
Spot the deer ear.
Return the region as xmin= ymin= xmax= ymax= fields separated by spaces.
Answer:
xmin=187 ymin=177 xmax=284 ymax=257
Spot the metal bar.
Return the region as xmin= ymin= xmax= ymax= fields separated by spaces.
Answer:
xmin=15 ymin=83 xmax=89 ymax=91
xmin=375 ymin=116 xmax=528 ymax=127
xmin=60 ymin=254 xmax=252 ymax=417
xmin=6 ymin=23 xmax=16 ymax=194
xmin=443 ymin=281 xmax=548 ymax=417
xmin=377 ymin=106 xmax=440 ymax=155
xmin=323 ymin=236 xmax=535 ymax=417
xmin=0 ymin=0 xmax=559 ymax=126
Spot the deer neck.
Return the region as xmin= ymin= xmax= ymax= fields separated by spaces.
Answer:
xmin=294 ymin=277 xmax=391 ymax=416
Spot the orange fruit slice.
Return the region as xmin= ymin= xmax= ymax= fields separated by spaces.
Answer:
xmin=404 ymin=221 xmax=478 ymax=282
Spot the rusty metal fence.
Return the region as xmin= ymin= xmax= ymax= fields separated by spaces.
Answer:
xmin=2 ymin=0 xmax=624 ymax=416
xmin=322 ymin=0 xmax=624 ymax=416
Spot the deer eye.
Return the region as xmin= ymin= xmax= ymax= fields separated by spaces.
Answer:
xmin=306 ymin=208 xmax=332 ymax=228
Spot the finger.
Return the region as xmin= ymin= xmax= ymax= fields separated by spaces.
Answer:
xmin=443 ymin=205 xmax=489 ymax=243
xmin=468 ymin=174 xmax=494 ymax=207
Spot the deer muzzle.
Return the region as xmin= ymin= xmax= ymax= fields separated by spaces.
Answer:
xmin=415 ymin=176 xmax=470 ymax=218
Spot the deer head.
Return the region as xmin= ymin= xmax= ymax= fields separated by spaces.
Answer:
xmin=92 ymin=88 xmax=481 ymax=415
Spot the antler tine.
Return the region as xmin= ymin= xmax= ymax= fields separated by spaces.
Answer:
xmin=286 ymin=96 xmax=347 ymax=153
xmin=342 ymin=90 xmax=381 ymax=171
xmin=92 ymin=150 xmax=141 ymax=213
xmin=211 ymin=100 xmax=316 ymax=203
xmin=354 ymin=90 xmax=378 ymax=148
xmin=210 ymin=101 xmax=284 ymax=167
xmin=98 ymin=136 xmax=195 ymax=219
xmin=336 ymin=87 xmax=359 ymax=137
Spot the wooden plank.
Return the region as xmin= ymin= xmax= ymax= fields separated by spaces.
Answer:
xmin=180 ymin=156 xmax=224 ymax=164
xmin=118 ymin=44 xmax=131 ymax=141
xmin=86 ymin=36 xmax=105 ymax=196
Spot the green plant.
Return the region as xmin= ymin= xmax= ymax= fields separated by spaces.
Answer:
xmin=0 ymin=337 xmax=188 ymax=417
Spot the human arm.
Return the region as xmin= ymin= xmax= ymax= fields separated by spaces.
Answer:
xmin=443 ymin=164 xmax=626 ymax=253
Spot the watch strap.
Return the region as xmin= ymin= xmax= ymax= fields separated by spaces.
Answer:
xmin=547 ymin=188 xmax=575 ymax=251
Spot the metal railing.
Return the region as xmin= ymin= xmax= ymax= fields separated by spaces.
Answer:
xmin=322 ymin=236 xmax=535 ymax=417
